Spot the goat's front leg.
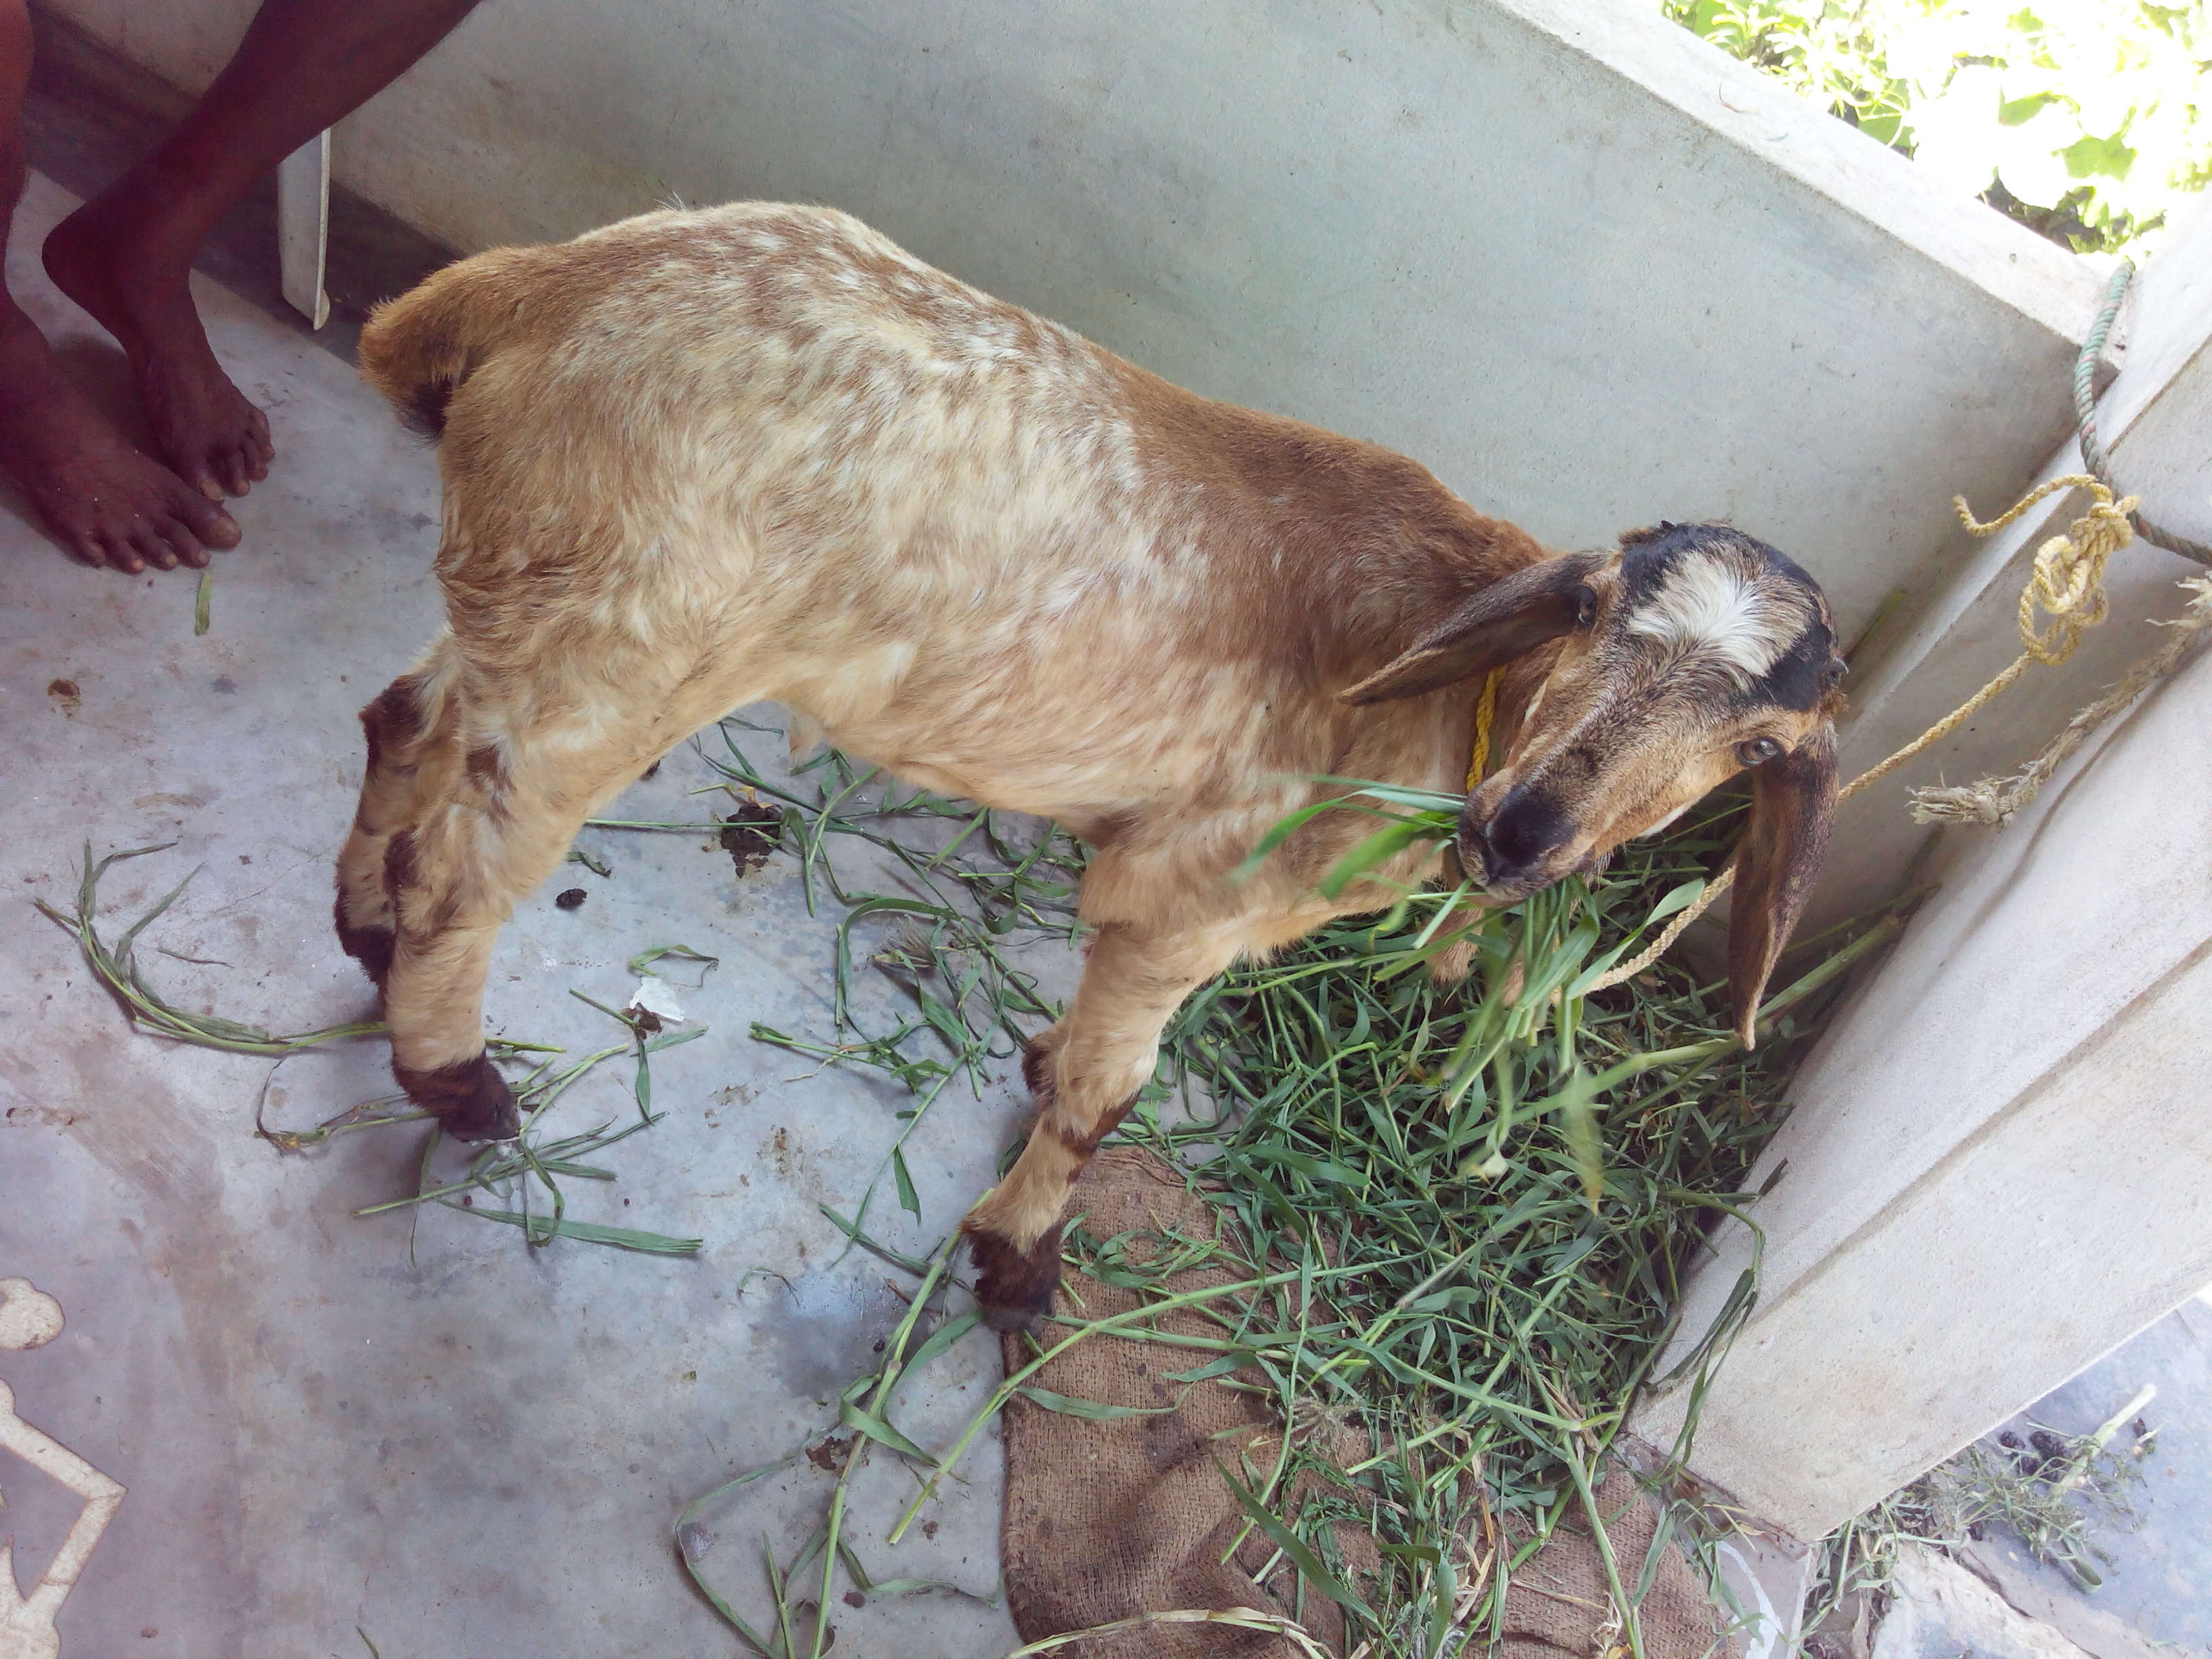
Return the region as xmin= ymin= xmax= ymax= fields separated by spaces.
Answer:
xmin=962 ymin=920 xmax=1252 ymax=1328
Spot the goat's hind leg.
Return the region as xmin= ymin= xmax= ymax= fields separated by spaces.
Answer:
xmin=374 ymin=704 xmax=667 ymax=1143
xmin=335 ymin=656 xmax=455 ymax=991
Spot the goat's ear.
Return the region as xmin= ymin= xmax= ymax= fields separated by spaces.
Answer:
xmin=1340 ymin=552 xmax=1610 ymax=705
xmin=1727 ymin=724 xmax=1839 ymax=1048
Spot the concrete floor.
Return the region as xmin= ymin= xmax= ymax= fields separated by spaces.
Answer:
xmin=0 ymin=171 xmax=1040 ymax=1658
xmin=1984 ymin=1294 xmax=2212 ymax=1654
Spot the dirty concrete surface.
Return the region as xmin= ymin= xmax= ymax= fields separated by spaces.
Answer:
xmin=0 ymin=170 xmax=1044 ymax=1658
xmin=1979 ymin=1294 xmax=2212 ymax=1654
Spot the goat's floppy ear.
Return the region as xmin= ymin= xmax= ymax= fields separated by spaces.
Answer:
xmin=1340 ymin=552 xmax=1610 ymax=705
xmin=1727 ymin=724 xmax=1839 ymax=1048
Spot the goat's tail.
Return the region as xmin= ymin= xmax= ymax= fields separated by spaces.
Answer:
xmin=358 ymin=247 xmax=546 ymax=440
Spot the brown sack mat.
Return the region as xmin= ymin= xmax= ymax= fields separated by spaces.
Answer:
xmin=999 ymin=1147 xmax=1376 ymax=1658
xmin=1495 ymin=1470 xmax=1736 ymax=1659
xmin=1000 ymin=1148 xmax=1739 ymax=1659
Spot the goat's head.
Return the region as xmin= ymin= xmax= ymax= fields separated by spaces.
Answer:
xmin=1343 ymin=523 xmax=1846 ymax=1043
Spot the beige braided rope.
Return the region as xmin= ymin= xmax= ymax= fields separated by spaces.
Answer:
xmin=1914 ymin=575 xmax=2212 ymax=825
xmin=1580 ymin=474 xmax=2164 ymax=996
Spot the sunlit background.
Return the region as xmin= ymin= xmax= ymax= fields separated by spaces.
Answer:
xmin=1661 ymin=0 xmax=2210 ymax=255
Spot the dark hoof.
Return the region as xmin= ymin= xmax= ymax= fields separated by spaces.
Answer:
xmin=394 ymin=1052 xmax=518 ymax=1142
xmin=966 ymin=1221 xmax=1063 ymax=1331
xmin=333 ymin=894 xmax=395 ymax=989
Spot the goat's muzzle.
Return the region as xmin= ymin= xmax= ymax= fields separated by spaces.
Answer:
xmin=1458 ymin=780 xmax=1578 ymax=899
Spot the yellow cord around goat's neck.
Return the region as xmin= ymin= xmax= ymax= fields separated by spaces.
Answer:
xmin=1467 ymin=668 xmax=1503 ymax=790
xmin=1578 ymin=474 xmax=2154 ymax=998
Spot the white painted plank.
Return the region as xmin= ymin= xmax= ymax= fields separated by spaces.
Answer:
xmin=276 ymin=130 xmax=330 ymax=330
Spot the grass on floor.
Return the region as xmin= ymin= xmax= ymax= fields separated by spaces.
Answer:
xmin=36 ymin=743 xmax=1904 ymax=1656
xmin=1801 ymin=1390 xmax=2156 ymax=1643
xmin=39 ymin=839 xmax=705 ymax=1255
xmin=676 ymin=722 xmax=1910 ymax=1658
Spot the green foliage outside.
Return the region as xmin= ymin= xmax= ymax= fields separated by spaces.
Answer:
xmin=1661 ymin=0 xmax=2211 ymax=253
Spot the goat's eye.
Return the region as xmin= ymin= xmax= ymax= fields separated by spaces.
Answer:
xmin=1737 ymin=736 xmax=1784 ymax=767
xmin=1572 ymin=586 xmax=1598 ymax=628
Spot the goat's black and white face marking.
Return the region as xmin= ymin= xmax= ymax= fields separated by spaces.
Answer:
xmin=1460 ymin=523 xmax=1844 ymax=898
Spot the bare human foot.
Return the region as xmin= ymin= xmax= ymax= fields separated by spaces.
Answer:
xmin=0 ymin=300 xmax=240 ymax=572
xmin=42 ymin=169 xmax=273 ymax=502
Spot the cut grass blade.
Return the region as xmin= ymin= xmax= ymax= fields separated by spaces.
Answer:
xmin=449 ymin=1205 xmax=702 ymax=1254
xmin=676 ymin=1448 xmax=809 ymax=1654
xmin=1216 ymin=1458 xmax=1379 ymax=1626
xmin=37 ymin=843 xmax=384 ymax=1054
xmin=1015 ymin=1386 xmax=1174 ymax=1421
xmin=997 ymin=1607 xmax=1331 ymax=1658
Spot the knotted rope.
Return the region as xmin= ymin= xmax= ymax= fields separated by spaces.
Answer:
xmin=1875 ymin=472 xmax=2137 ymax=817
xmin=2072 ymin=262 xmax=2212 ymax=568
xmin=1578 ymin=262 xmax=2209 ymax=994
xmin=1911 ymin=575 xmax=2212 ymax=826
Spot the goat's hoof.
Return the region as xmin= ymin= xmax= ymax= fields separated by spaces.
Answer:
xmin=333 ymin=896 xmax=395 ymax=989
xmin=966 ymin=1221 xmax=1063 ymax=1332
xmin=394 ymin=1052 xmax=519 ymax=1143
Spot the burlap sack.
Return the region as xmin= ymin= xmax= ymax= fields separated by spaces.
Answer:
xmin=1000 ymin=1148 xmax=1738 ymax=1659
xmin=1494 ymin=1470 xmax=1737 ymax=1659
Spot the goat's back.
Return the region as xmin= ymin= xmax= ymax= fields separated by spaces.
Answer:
xmin=357 ymin=203 xmax=1541 ymax=841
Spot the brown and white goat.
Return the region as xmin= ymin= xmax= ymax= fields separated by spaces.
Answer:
xmin=340 ymin=203 xmax=1845 ymax=1322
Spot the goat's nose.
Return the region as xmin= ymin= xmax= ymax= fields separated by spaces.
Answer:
xmin=1478 ymin=785 xmax=1574 ymax=883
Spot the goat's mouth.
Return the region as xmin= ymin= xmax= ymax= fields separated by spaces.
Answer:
xmin=1456 ymin=778 xmax=1602 ymax=902
xmin=1454 ymin=820 xmax=1577 ymax=902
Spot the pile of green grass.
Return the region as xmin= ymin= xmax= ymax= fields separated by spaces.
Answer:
xmin=690 ymin=725 xmax=1912 ymax=1658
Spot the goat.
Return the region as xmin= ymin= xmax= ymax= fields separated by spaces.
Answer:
xmin=340 ymin=203 xmax=1845 ymax=1324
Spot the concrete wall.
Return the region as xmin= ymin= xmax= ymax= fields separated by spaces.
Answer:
xmin=41 ymin=0 xmax=2109 ymax=729
xmin=1633 ymin=200 xmax=2212 ymax=1541
xmin=1812 ymin=202 xmax=2212 ymax=928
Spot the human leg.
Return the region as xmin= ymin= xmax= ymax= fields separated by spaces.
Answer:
xmin=0 ymin=0 xmax=241 ymax=571
xmin=43 ymin=0 xmax=482 ymax=500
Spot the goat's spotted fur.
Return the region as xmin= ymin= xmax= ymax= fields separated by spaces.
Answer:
xmin=340 ymin=203 xmax=1843 ymax=1321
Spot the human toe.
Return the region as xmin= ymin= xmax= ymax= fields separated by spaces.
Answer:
xmin=131 ymin=526 xmax=180 ymax=572
xmin=89 ymin=529 xmax=144 ymax=575
xmin=62 ymin=526 xmax=108 ymax=569
xmin=178 ymin=457 xmax=225 ymax=501
xmin=177 ymin=489 xmax=239 ymax=551
xmin=215 ymin=442 xmax=251 ymax=497
xmin=157 ymin=516 xmax=212 ymax=569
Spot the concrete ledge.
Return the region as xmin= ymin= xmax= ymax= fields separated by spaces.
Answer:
xmin=1496 ymin=0 xmax=2104 ymax=346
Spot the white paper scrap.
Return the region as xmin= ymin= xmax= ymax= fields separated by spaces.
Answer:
xmin=626 ymin=975 xmax=687 ymax=1025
